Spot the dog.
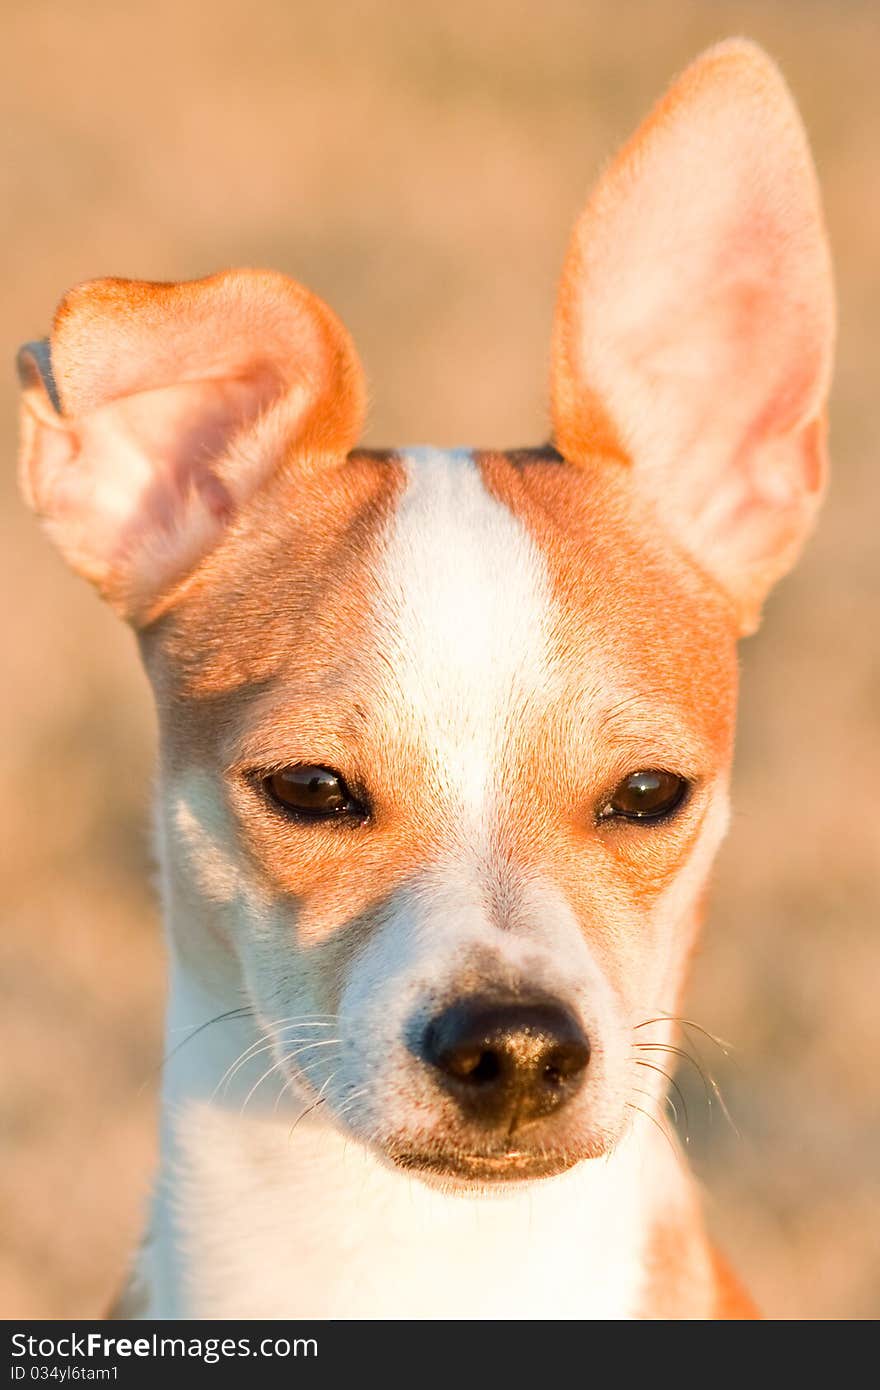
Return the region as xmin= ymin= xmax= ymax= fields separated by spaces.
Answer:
xmin=17 ymin=39 xmax=833 ymax=1319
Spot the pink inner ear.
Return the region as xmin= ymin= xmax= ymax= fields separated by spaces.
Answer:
xmin=97 ymin=370 xmax=282 ymax=532
xmin=31 ymin=368 xmax=289 ymax=613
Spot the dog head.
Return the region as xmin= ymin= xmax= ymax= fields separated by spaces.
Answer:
xmin=18 ymin=42 xmax=833 ymax=1187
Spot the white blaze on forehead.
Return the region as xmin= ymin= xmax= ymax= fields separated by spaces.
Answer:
xmin=377 ymin=448 xmax=554 ymax=821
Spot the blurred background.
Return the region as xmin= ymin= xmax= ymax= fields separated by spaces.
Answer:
xmin=1 ymin=0 xmax=878 ymax=1319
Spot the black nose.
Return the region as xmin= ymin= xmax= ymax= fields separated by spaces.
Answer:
xmin=421 ymin=996 xmax=590 ymax=1132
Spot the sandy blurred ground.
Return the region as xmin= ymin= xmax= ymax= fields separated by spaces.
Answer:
xmin=1 ymin=0 xmax=878 ymax=1320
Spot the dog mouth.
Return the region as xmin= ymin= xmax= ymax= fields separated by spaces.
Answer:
xmin=387 ymin=1145 xmax=583 ymax=1184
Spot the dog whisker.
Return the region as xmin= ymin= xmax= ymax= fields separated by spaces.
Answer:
xmin=633 ymin=1022 xmax=739 ymax=1137
xmin=214 ymin=1017 xmax=340 ymax=1098
xmin=624 ymin=1101 xmax=678 ymax=1161
xmin=273 ymin=1046 xmax=343 ymax=1114
xmin=216 ymin=1036 xmax=279 ymax=1098
xmin=630 ymin=1057 xmax=690 ymax=1142
xmin=334 ymin=1085 xmax=370 ymax=1122
xmin=239 ymin=1038 xmax=342 ymax=1116
xmin=634 ymin=1042 xmax=712 ymax=1119
xmin=630 ymin=1083 xmax=679 ymax=1129
xmin=156 ymin=1005 xmax=254 ymax=1082
xmin=634 ymin=1013 xmax=733 ymax=1055
xmin=288 ymin=1071 xmax=337 ymax=1138
xmin=240 ymin=1054 xmax=287 ymax=1117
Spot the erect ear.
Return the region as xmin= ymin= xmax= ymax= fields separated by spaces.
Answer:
xmin=18 ymin=270 xmax=367 ymax=624
xmin=551 ymin=40 xmax=835 ymax=633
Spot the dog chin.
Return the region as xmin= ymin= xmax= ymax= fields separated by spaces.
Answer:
xmin=382 ymin=1144 xmax=595 ymax=1194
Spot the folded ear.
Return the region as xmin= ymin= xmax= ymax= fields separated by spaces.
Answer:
xmin=551 ymin=40 xmax=835 ymax=633
xmin=18 ymin=270 xmax=366 ymax=624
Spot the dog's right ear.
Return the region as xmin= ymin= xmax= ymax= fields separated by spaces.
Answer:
xmin=17 ymin=271 xmax=366 ymax=624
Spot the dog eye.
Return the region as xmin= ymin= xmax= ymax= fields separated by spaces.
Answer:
xmin=600 ymin=769 xmax=688 ymax=823
xmin=263 ymin=765 xmax=364 ymax=820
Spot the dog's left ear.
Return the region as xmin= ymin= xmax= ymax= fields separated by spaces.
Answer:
xmin=551 ymin=40 xmax=835 ymax=633
xmin=18 ymin=271 xmax=366 ymax=625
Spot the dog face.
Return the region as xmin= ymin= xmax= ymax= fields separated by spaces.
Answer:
xmin=18 ymin=42 xmax=833 ymax=1187
xmin=146 ymin=440 xmax=739 ymax=1183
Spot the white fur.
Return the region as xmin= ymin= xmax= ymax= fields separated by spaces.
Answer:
xmin=376 ymin=446 xmax=552 ymax=827
xmin=150 ymin=1101 xmax=665 ymax=1319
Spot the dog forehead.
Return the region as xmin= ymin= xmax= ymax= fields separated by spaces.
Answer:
xmin=373 ymin=447 xmax=555 ymax=743
xmin=150 ymin=443 xmax=736 ymax=756
xmin=374 ymin=447 xmax=736 ymax=745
